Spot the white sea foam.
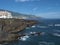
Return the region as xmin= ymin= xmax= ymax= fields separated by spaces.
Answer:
xmin=55 ymin=24 xmax=60 ymax=26
xmin=31 ymin=25 xmax=36 ymax=28
xmin=53 ymin=33 xmax=60 ymax=37
xmin=30 ymin=32 xmax=36 ymax=34
xmin=19 ymin=35 xmax=29 ymax=41
xmin=48 ymin=24 xmax=60 ymax=26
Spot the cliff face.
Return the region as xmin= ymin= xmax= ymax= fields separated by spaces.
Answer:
xmin=0 ymin=18 xmax=38 ymax=44
xmin=0 ymin=18 xmax=37 ymax=33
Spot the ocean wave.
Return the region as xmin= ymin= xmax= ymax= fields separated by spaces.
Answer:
xmin=48 ymin=24 xmax=60 ymax=27
xmin=19 ymin=35 xmax=30 ymax=41
xmin=52 ymin=33 xmax=60 ymax=37
xmin=31 ymin=25 xmax=36 ymax=28
xmin=39 ymin=41 xmax=55 ymax=45
xmin=55 ymin=24 xmax=60 ymax=26
xmin=37 ymin=25 xmax=48 ymax=28
xmin=48 ymin=24 xmax=60 ymax=26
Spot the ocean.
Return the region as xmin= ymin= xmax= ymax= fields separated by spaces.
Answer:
xmin=6 ymin=19 xmax=60 ymax=45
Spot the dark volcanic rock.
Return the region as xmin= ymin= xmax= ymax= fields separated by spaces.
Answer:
xmin=0 ymin=18 xmax=38 ymax=44
xmin=0 ymin=18 xmax=37 ymax=33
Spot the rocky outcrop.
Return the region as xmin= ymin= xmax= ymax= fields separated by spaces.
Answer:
xmin=0 ymin=18 xmax=38 ymax=44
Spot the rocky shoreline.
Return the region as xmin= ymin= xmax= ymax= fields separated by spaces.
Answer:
xmin=0 ymin=18 xmax=38 ymax=44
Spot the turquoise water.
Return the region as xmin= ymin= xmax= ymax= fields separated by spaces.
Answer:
xmin=6 ymin=19 xmax=60 ymax=45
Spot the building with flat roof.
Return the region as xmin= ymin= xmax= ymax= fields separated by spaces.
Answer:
xmin=0 ymin=11 xmax=12 ymax=18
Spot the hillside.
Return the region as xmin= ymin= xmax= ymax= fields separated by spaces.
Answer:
xmin=0 ymin=9 xmax=41 ymax=20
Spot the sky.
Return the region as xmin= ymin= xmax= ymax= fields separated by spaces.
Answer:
xmin=0 ymin=0 xmax=60 ymax=19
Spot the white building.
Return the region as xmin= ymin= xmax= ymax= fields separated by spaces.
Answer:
xmin=0 ymin=11 xmax=12 ymax=18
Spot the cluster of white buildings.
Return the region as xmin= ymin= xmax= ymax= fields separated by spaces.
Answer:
xmin=0 ymin=11 xmax=12 ymax=18
xmin=0 ymin=11 xmax=28 ymax=19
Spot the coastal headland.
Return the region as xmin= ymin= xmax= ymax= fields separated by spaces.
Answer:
xmin=0 ymin=18 xmax=38 ymax=44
